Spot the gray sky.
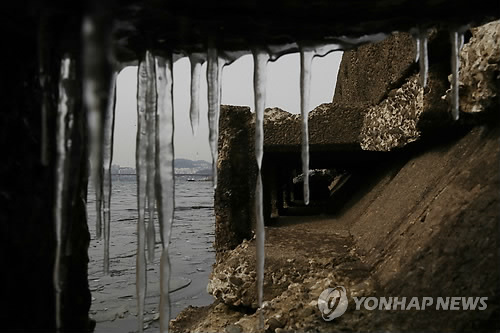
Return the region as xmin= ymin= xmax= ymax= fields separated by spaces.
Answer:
xmin=113 ymin=52 xmax=343 ymax=167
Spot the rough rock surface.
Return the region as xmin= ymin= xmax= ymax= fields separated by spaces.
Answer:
xmin=360 ymin=75 xmax=423 ymax=151
xmin=207 ymin=224 xmax=362 ymax=312
xmin=174 ymin=217 xmax=374 ymax=333
xmin=451 ymin=20 xmax=500 ymax=114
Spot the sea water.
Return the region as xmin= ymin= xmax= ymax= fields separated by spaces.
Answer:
xmin=87 ymin=174 xmax=215 ymax=327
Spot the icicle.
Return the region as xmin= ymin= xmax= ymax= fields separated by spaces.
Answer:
xmin=253 ymin=49 xmax=268 ymax=169
xmin=145 ymin=51 xmax=157 ymax=263
xmin=38 ymin=16 xmax=49 ymax=166
xmin=218 ymin=57 xmax=226 ymax=103
xmin=40 ymin=79 xmax=50 ymax=166
xmin=154 ymin=54 xmax=175 ymax=333
xmin=136 ymin=56 xmax=149 ymax=333
xmin=206 ymin=46 xmax=223 ymax=189
xmin=418 ymin=32 xmax=428 ymax=88
xmin=102 ymin=71 xmax=117 ymax=275
xmin=189 ymin=53 xmax=204 ymax=136
xmin=253 ymin=49 xmax=268 ymax=330
xmin=255 ymin=173 xmax=265 ymax=328
xmin=300 ymin=49 xmax=313 ymax=206
xmin=410 ymin=28 xmax=429 ymax=88
xmin=414 ymin=35 xmax=420 ymax=63
xmin=450 ymin=30 xmax=463 ymax=121
xmin=83 ymin=16 xmax=113 ymax=239
xmin=54 ymin=55 xmax=75 ymax=332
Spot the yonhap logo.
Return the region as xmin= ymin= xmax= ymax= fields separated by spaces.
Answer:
xmin=318 ymin=286 xmax=348 ymax=321
xmin=317 ymin=286 xmax=489 ymax=322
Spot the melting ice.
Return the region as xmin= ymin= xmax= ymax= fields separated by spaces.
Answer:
xmin=253 ymin=48 xmax=269 ymax=329
xmin=102 ymin=71 xmax=117 ymax=274
xmin=54 ymin=55 xmax=75 ymax=332
xmin=154 ymin=54 xmax=175 ymax=333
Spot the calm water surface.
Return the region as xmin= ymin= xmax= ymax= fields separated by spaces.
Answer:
xmin=87 ymin=175 xmax=215 ymax=330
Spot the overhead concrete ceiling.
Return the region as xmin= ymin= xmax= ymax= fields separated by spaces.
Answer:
xmin=9 ymin=0 xmax=500 ymax=61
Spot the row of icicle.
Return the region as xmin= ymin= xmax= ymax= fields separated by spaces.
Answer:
xmin=48 ymin=24 xmax=466 ymax=332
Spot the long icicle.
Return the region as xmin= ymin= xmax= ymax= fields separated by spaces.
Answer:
xmin=418 ymin=31 xmax=428 ymax=88
xmin=155 ymin=54 xmax=175 ymax=333
xmin=38 ymin=15 xmax=50 ymax=166
xmin=102 ymin=71 xmax=117 ymax=275
xmin=414 ymin=34 xmax=421 ymax=63
xmin=145 ymin=51 xmax=157 ymax=262
xmin=136 ymin=56 xmax=149 ymax=333
xmin=253 ymin=49 xmax=268 ymax=330
xmin=450 ymin=30 xmax=463 ymax=121
xmin=207 ymin=46 xmax=221 ymax=188
xmin=189 ymin=53 xmax=204 ymax=136
xmin=83 ymin=15 xmax=113 ymax=239
xmin=300 ymin=49 xmax=313 ymax=206
xmin=54 ymin=55 xmax=75 ymax=332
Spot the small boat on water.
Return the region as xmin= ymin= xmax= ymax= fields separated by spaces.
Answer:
xmin=187 ymin=176 xmax=212 ymax=182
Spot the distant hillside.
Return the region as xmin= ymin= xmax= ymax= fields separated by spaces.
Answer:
xmin=174 ymin=159 xmax=211 ymax=169
xmin=111 ymin=159 xmax=212 ymax=175
xmin=174 ymin=159 xmax=212 ymax=175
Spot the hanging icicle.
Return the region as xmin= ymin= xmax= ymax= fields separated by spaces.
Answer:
xmin=82 ymin=15 xmax=113 ymax=239
xmin=253 ymin=48 xmax=269 ymax=330
xmin=154 ymin=54 xmax=175 ymax=333
xmin=54 ymin=55 xmax=75 ymax=332
xmin=218 ymin=57 xmax=226 ymax=107
xmin=418 ymin=31 xmax=429 ymax=88
xmin=102 ymin=70 xmax=117 ymax=275
xmin=254 ymin=49 xmax=268 ymax=169
xmin=145 ymin=51 xmax=157 ymax=263
xmin=410 ymin=28 xmax=429 ymax=88
xmin=38 ymin=15 xmax=50 ymax=166
xmin=136 ymin=55 xmax=149 ymax=333
xmin=189 ymin=53 xmax=205 ymax=136
xmin=299 ymin=49 xmax=313 ymax=206
xmin=414 ymin=35 xmax=421 ymax=63
xmin=207 ymin=46 xmax=225 ymax=189
xmin=450 ymin=29 xmax=464 ymax=121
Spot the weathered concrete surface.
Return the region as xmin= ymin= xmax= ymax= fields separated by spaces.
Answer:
xmin=107 ymin=1 xmax=499 ymax=62
xmin=214 ymin=103 xmax=367 ymax=256
xmin=172 ymin=110 xmax=500 ymax=333
xmin=174 ymin=20 xmax=500 ymax=333
xmin=263 ymin=104 xmax=366 ymax=152
xmin=263 ymin=24 xmax=500 ymax=153
xmin=337 ymin=29 xmax=447 ymax=151
xmin=358 ymin=21 xmax=500 ymax=151
xmin=214 ymin=20 xmax=500 ymax=259
xmin=215 ymin=105 xmax=257 ymax=258
xmin=12 ymin=1 xmax=498 ymax=63
xmin=351 ymin=123 xmax=500 ymax=331
xmin=333 ymin=32 xmax=417 ymax=108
